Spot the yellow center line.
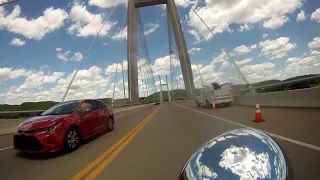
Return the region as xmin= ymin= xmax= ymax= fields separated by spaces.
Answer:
xmin=71 ymin=105 xmax=162 ymax=180
xmin=84 ymin=105 xmax=162 ymax=180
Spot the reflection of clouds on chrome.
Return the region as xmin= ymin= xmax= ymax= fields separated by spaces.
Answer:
xmin=206 ymin=135 xmax=237 ymax=148
xmin=228 ymin=128 xmax=287 ymax=179
xmin=219 ymin=145 xmax=271 ymax=180
xmin=231 ymin=129 xmax=277 ymax=153
xmin=185 ymin=163 xmax=196 ymax=180
xmin=195 ymin=150 xmax=218 ymax=179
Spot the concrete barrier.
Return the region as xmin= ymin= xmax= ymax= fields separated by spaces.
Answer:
xmin=234 ymin=87 xmax=320 ymax=108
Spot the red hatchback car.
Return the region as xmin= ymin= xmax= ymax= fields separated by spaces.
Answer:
xmin=14 ymin=99 xmax=114 ymax=153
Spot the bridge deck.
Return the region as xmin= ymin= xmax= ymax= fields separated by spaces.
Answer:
xmin=0 ymin=101 xmax=319 ymax=179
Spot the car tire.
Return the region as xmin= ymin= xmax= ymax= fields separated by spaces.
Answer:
xmin=196 ymin=100 xmax=200 ymax=107
xmin=64 ymin=127 xmax=80 ymax=152
xmin=205 ymin=100 xmax=211 ymax=109
xmin=107 ymin=117 xmax=114 ymax=132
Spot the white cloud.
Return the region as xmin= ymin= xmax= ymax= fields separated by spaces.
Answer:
xmin=188 ymin=29 xmax=202 ymax=43
xmin=144 ymin=23 xmax=160 ymax=36
xmin=241 ymin=62 xmax=276 ymax=77
xmin=55 ymin=66 xmax=110 ymax=99
xmin=0 ymin=5 xmax=68 ymax=40
xmin=174 ymin=0 xmax=190 ymax=8
xmin=57 ymin=50 xmax=71 ymax=61
xmin=123 ymin=60 xmax=128 ymax=70
xmin=112 ymin=26 xmax=127 ymax=40
xmin=105 ymin=63 xmax=122 ymax=75
xmin=6 ymin=86 xmax=32 ymax=102
xmin=308 ymin=37 xmax=320 ymax=49
xmin=232 ymin=44 xmax=257 ymax=56
xmin=1 ymin=65 xmax=116 ymax=104
xmin=188 ymin=47 xmax=202 ymax=55
xmin=239 ymin=24 xmax=253 ymax=32
xmin=10 ymin=38 xmax=25 ymax=46
xmin=212 ymin=51 xmax=229 ymax=64
xmin=210 ymin=51 xmax=232 ymax=71
xmin=259 ymin=37 xmax=296 ymax=59
xmin=262 ymin=16 xmax=289 ymax=29
xmin=112 ymin=23 xmax=159 ymax=41
xmin=296 ymin=10 xmax=307 ymax=22
xmin=72 ymin=52 xmax=83 ymax=61
xmin=311 ymin=8 xmax=320 ymax=23
xmin=236 ymin=58 xmax=253 ymax=66
xmin=56 ymin=49 xmax=83 ymax=62
xmin=283 ymin=55 xmax=320 ymax=77
xmin=219 ymin=146 xmax=270 ymax=180
xmin=263 ymin=33 xmax=268 ymax=39
xmin=88 ymin=0 xmax=126 ymax=8
xmin=196 ymin=64 xmax=224 ymax=87
xmin=20 ymin=72 xmax=64 ymax=89
xmin=310 ymin=50 xmax=320 ymax=55
xmin=68 ymin=2 xmax=117 ymax=37
xmin=186 ymin=0 xmax=302 ymax=40
xmin=0 ymin=0 xmax=9 ymax=5
xmin=152 ymin=55 xmax=179 ymax=76
xmin=0 ymin=67 xmax=28 ymax=83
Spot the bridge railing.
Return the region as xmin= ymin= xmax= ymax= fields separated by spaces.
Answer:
xmin=232 ymin=74 xmax=320 ymax=108
xmin=0 ymin=110 xmax=45 ymax=119
xmin=233 ymin=74 xmax=320 ymax=95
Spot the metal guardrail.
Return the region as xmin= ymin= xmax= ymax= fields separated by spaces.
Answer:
xmin=0 ymin=110 xmax=45 ymax=114
xmin=235 ymin=74 xmax=320 ymax=93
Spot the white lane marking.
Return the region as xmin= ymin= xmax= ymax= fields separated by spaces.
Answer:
xmin=172 ymin=102 xmax=320 ymax=152
xmin=0 ymin=146 xmax=13 ymax=151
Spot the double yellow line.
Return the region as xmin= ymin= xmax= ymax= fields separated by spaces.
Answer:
xmin=71 ymin=105 xmax=162 ymax=180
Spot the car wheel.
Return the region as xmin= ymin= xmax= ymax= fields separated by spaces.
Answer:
xmin=107 ymin=117 xmax=114 ymax=132
xmin=65 ymin=127 xmax=80 ymax=152
xmin=205 ymin=100 xmax=211 ymax=109
xmin=196 ymin=100 xmax=200 ymax=107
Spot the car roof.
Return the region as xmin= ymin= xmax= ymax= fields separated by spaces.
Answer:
xmin=62 ymin=100 xmax=81 ymax=103
xmin=63 ymin=99 xmax=106 ymax=104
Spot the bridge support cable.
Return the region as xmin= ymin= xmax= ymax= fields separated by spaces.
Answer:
xmin=197 ymin=64 xmax=204 ymax=87
xmin=110 ymin=2 xmax=128 ymax=107
xmin=173 ymin=5 xmax=201 ymax=91
xmin=136 ymin=9 xmax=157 ymax=103
xmin=61 ymin=0 xmax=122 ymax=102
xmin=137 ymin=37 xmax=148 ymax=101
xmin=167 ymin=7 xmax=174 ymax=101
xmin=121 ymin=62 xmax=126 ymax=105
xmin=182 ymin=0 xmax=254 ymax=93
xmin=167 ymin=10 xmax=180 ymax=99
xmin=170 ymin=28 xmax=183 ymax=99
xmin=136 ymin=15 xmax=147 ymax=102
xmin=112 ymin=64 xmax=118 ymax=109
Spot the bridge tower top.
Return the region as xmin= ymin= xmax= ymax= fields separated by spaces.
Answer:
xmin=134 ymin=0 xmax=167 ymax=8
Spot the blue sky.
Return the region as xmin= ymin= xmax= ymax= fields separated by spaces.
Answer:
xmin=0 ymin=0 xmax=320 ymax=104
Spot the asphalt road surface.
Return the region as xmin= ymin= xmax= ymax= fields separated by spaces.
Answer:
xmin=0 ymin=101 xmax=319 ymax=180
